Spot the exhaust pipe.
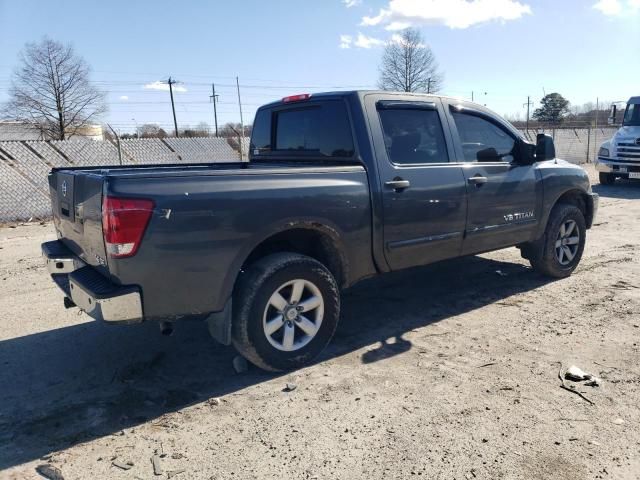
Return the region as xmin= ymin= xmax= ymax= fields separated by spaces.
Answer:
xmin=159 ymin=321 xmax=174 ymax=336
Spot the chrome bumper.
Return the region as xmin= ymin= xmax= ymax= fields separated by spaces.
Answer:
xmin=42 ymin=240 xmax=86 ymax=274
xmin=595 ymin=157 xmax=639 ymax=173
xmin=42 ymin=240 xmax=143 ymax=324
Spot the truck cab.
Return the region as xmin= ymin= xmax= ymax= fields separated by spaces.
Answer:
xmin=596 ymin=96 xmax=640 ymax=184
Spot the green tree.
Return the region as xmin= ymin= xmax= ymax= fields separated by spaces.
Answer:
xmin=532 ymin=93 xmax=570 ymax=123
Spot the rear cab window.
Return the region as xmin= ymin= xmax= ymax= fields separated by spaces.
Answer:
xmin=250 ymin=99 xmax=355 ymax=160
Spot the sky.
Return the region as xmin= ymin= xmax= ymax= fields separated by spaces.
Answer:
xmin=0 ymin=0 xmax=639 ymax=134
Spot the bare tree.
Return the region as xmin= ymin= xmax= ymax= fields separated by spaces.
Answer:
xmin=378 ymin=28 xmax=443 ymax=93
xmin=138 ymin=124 xmax=168 ymax=138
xmin=3 ymin=38 xmax=106 ymax=140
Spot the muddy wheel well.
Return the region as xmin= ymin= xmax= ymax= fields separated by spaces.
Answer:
xmin=241 ymin=228 xmax=346 ymax=287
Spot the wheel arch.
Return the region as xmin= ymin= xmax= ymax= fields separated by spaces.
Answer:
xmin=223 ymin=220 xmax=349 ymax=306
xmin=552 ymin=188 xmax=594 ymax=229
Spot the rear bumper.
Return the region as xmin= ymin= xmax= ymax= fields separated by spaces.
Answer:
xmin=42 ymin=240 xmax=143 ymax=324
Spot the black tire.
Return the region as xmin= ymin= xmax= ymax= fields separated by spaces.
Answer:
xmin=599 ymin=172 xmax=615 ymax=185
xmin=232 ymin=253 xmax=340 ymax=372
xmin=529 ymin=203 xmax=586 ymax=278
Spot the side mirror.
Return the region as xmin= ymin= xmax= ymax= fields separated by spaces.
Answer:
xmin=608 ymin=105 xmax=617 ymax=125
xmin=476 ymin=147 xmax=501 ymax=162
xmin=536 ymin=134 xmax=555 ymax=161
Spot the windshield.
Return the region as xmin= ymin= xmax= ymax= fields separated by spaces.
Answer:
xmin=623 ymin=103 xmax=640 ymax=126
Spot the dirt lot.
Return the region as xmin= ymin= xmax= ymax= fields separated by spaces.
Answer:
xmin=1 ymin=165 xmax=639 ymax=480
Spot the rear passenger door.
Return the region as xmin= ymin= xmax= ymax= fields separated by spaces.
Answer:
xmin=443 ymin=101 xmax=540 ymax=254
xmin=365 ymin=94 xmax=468 ymax=270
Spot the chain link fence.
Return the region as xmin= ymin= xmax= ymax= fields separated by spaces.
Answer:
xmin=0 ymin=128 xmax=619 ymax=222
xmin=0 ymin=137 xmax=248 ymax=222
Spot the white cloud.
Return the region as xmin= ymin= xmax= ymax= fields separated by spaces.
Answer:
xmin=340 ymin=33 xmax=386 ymax=48
xmin=343 ymin=0 xmax=362 ymax=7
xmin=354 ymin=32 xmax=386 ymax=48
xmin=593 ymin=0 xmax=622 ymax=14
xmin=361 ymin=0 xmax=532 ymax=30
xmin=339 ymin=34 xmax=353 ymax=48
xmin=143 ymin=81 xmax=187 ymax=93
xmin=593 ymin=0 xmax=640 ymax=15
xmin=119 ymin=95 xmax=129 ymax=101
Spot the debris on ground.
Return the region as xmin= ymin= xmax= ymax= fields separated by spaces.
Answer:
xmin=613 ymin=418 xmax=625 ymax=425
xmin=112 ymin=459 xmax=134 ymax=470
xmin=558 ymin=364 xmax=595 ymax=405
xmin=563 ymin=365 xmax=601 ymax=388
xmin=208 ymin=397 xmax=221 ymax=406
xmin=232 ymin=355 xmax=248 ymax=374
xmin=35 ymin=464 xmax=64 ymax=480
xmin=151 ymin=454 xmax=163 ymax=475
xmin=167 ymin=469 xmax=186 ymax=478
xmin=585 ymin=377 xmax=601 ymax=387
xmin=283 ymin=383 xmax=298 ymax=392
xmin=565 ymin=365 xmax=590 ymax=381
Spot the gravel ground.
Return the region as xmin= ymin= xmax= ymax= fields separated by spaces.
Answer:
xmin=1 ymin=165 xmax=639 ymax=480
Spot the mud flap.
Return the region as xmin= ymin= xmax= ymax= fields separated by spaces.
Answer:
xmin=206 ymin=298 xmax=232 ymax=345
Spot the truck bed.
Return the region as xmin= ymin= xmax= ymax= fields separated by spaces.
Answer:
xmin=47 ymin=159 xmax=374 ymax=320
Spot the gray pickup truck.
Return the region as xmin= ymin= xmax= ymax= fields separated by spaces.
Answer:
xmin=42 ymin=91 xmax=598 ymax=371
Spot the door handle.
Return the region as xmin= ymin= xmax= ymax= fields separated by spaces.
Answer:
xmin=468 ymin=175 xmax=488 ymax=186
xmin=385 ymin=178 xmax=411 ymax=191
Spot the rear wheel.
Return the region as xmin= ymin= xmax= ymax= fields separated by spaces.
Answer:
xmin=599 ymin=172 xmax=615 ymax=185
xmin=232 ymin=253 xmax=340 ymax=371
xmin=529 ymin=203 xmax=586 ymax=278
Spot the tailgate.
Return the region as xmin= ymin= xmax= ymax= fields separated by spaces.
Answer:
xmin=49 ymin=170 xmax=110 ymax=274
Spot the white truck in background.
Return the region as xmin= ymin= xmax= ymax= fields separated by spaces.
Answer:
xmin=595 ymin=96 xmax=640 ymax=185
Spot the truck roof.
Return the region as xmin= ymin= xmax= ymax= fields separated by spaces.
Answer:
xmin=259 ymin=90 xmax=488 ymax=110
xmin=629 ymin=96 xmax=640 ymax=104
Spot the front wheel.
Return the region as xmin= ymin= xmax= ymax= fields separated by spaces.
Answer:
xmin=529 ymin=204 xmax=586 ymax=278
xmin=599 ymin=172 xmax=615 ymax=185
xmin=232 ymin=253 xmax=340 ymax=372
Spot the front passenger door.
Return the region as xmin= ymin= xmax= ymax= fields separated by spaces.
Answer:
xmin=445 ymin=103 xmax=541 ymax=254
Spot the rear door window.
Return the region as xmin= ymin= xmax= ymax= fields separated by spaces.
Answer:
xmin=378 ymin=108 xmax=449 ymax=165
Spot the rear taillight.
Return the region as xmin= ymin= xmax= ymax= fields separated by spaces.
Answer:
xmin=102 ymin=196 xmax=154 ymax=258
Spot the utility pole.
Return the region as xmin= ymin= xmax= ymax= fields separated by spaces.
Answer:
xmin=236 ymin=76 xmax=245 ymax=160
xmin=209 ymin=83 xmax=219 ymax=137
xmin=427 ymin=77 xmax=432 ymax=94
xmin=471 ymin=91 xmax=474 ymax=102
xmin=593 ymin=97 xmax=599 ymax=162
xmin=164 ymin=77 xmax=180 ymax=137
xmin=523 ymin=96 xmax=534 ymax=131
